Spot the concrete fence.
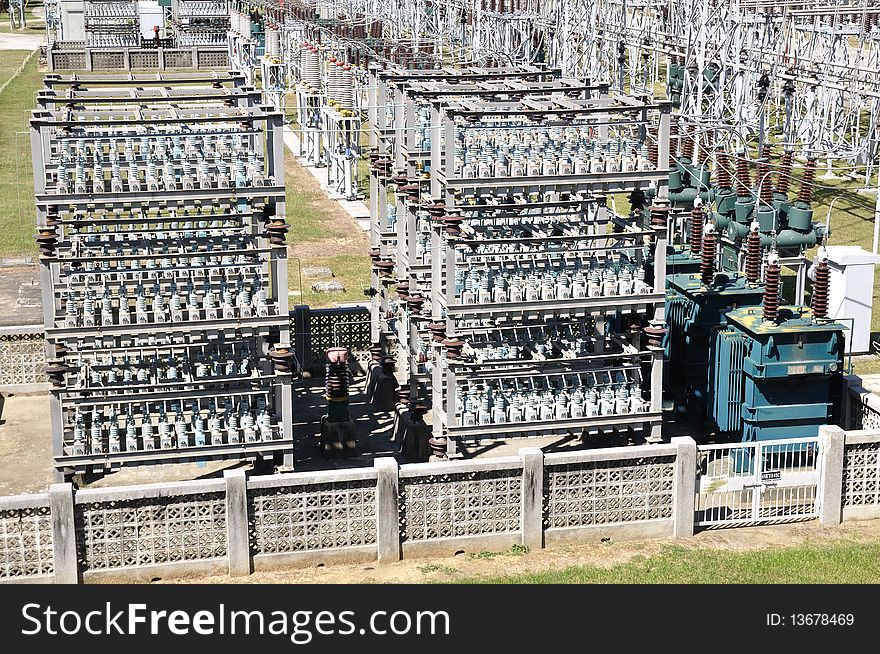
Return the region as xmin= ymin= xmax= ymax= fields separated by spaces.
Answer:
xmin=0 ymin=440 xmax=693 ymax=583
xmin=1 ymin=427 xmax=879 ymax=584
xmin=2 ymin=368 xmax=879 ymax=583
xmin=48 ymin=46 xmax=229 ymax=72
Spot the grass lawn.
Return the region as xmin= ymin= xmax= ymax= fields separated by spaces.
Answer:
xmin=451 ymin=541 xmax=880 ymax=584
xmin=0 ymin=48 xmax=41 ymax=256
xmin=0 ymin=48 xmax=33 ymax=87
xmin=285 ymin=163 xmax=348 ymax=242
xmin=284 ymin=151 xmax=371 ymax=308
xmin=288 ymin=253 xmax=371 ymax=308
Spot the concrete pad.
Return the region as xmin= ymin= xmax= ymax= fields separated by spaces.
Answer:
xmin=0 ymin=265 xmax=44 ymax=327
xmin=311 ymin=280 xmax=345 ymax=293
xmin=0 ymin=34 xmax=43 ymax=51
xmin=302 ymin=266 xmax=333 ymax=278
xmin=0 ymin=393 xmax=53 ymax=494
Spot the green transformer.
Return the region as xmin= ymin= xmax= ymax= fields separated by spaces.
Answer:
xmin=710 ymin=306 xmax=844 ymax=443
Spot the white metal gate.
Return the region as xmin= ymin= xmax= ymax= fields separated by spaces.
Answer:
xmin=695 ymin=437 xmax=820 ymax=528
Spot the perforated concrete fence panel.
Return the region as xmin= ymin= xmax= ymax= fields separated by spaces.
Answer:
xmin=129 ymin=50 xmax=160 ymax=69
xmin=543 ymin=445 xmax=678 ymax=543
xmin=842 ymin=432 xmax=880 ymax=521
xmin=0 ymin=495 xmax=54 ymax=582
xmin=198 ymin=50 xmax=230 ymax=69
xmin=163 ymin=50 xmax=195 ymax=69
xmin=0 ymin=327 xmax=47 ymax=391
xmin=5 ymin=431 xmax=880 ymax=583
xmin=91 ymin=51 xmax=125 ymax=70
xmin=846 ymin=384 xmax=880 ymax=431
xmin=247 ymin=469 xmax=378 ymax=568
xmin=293 ymin=305 xmax=372 ymax=372
xmin=398 ymin=458 xmax=524 ymax=556
xmin=74 ymin=480 xmax=228 ymax=580
xmin=50 ymin=51 xmax=88 ymax=70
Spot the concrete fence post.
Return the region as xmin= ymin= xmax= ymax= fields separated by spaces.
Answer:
xmin=224 ymin=469 xmax=252 ymax=576
xmin=818 ymin=425 xmax=846 ymax=526
xmin=375 ymin=457 xmax=400 ymax=563
xmin=49 ymin=483 xmax=79 ymax=584
xmin=519 ymin=447 xmax=544 ymax=550
xmin=671 ymin=436 xmax=697 ymax=538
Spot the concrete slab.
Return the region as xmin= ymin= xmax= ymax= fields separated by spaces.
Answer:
xmin=311 ymin=280 xmax=345 ymax=293
xmin=0 ymin=265 xmax=43 ymax=327
xmin=0 ymin=393 xmax=53 ymax=495
xmin=0 ymin=33 xmax=43 ymax=51
xmin=302 ymin=266 xmax=333 ymax=278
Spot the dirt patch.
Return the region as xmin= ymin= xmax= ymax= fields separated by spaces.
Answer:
xmin=160 ymin=519 xmax=880 ymax=585
xmin=0 ymin=393 xmax=53 ymax=494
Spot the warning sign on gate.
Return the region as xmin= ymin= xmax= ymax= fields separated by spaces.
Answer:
xmin=761 ymin=470 xmax=782 ymax=482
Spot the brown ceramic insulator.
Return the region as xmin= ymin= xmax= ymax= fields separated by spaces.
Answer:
xmin=428 ymin=436 xmax=448 ymax=459
xmin=369 ymin=248 xmax=381 ymax=263
xmin=381 ymin=355 xmax=397 ymax=374
xmin=442 ymin=338 xmax=463 ymax=360
xmin=698 ymin=132 xmax=712 ymax=166
xmin=715 ymin=151 xmax=733 ymax=188
xmin=647 ymin=140 xmax=659 ymax=168
xmin=369 ymin=344 xmax=384 ymax=362
xmin=811 ymin=260 xmax=830 ymax=319
xmin=649 ymin=204 xmax=669 ymax=228
xmin=375 ymin=259 xmax=395 ymax=276
xmin=406 ymin=294 xmax=424 ymax=314
xmin=643 ymin=323 xmax=667 ymax=349
xmin=410 ymin=400 xmax=428 ymax=418
xmin=424 ymin=201 xmax=446 ymax=217
xmin=627 ymin=187 xmax=645 ymax=210
xmin=689 ymin=204 xmax=704 ymax=257
xmin=325 ymin=359 xmax=349 ymax=399
xmin=797 ymin=158 xmax=817 ymax=205
xmin=35 ymin=229 xmax=58 ymax=257
xmin=268 ymin=346 xmax=295 ymax=374
xmin=745 ymin=228 xmax=762 ymax=284
xmin=763 ymin=260 xmax=781 ymax=323
xmin=427 ymin=322 xmax=447 ymax=342
xmin=45 ymin=360 xmax=69 ymax=387
xmin=680 ymin=126 xmax=695 ymax=161
xmin=756 ymin=159 xmax=773 ymax=205
xmin=700 ymin=229 xmax=718 ymax=287
xmin=265 ymin=219 xmax=290 ymax=246
xmin=444 ymin=215 xmax=463 ymax=236
xmin=735 ymin=154 xmax=752 ymax=197
xmin=776 ymin=150 xmax=794 ymax=196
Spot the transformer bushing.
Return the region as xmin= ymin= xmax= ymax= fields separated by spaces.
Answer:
xmin=30 ymin=72 xmax=295 ymax=481
xmin=320 ymin=347 xmax=356 ymax=457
